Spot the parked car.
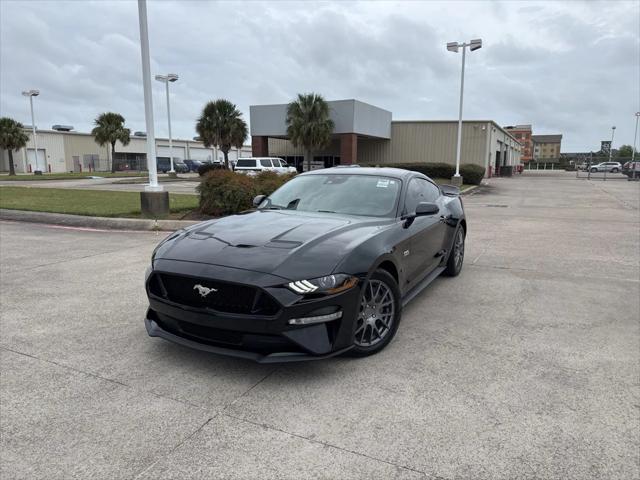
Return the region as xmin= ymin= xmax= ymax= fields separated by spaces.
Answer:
xmin=590 ymin=162 xmax=622 ymax=173
xmin=173 ymin=161 xmax=190 ymax=173
xmin=183 ymin=159 xmax=205 ymax=172
xmin=622 ymin=161 xmax=640 ymax=180
xmin=144 ymin=167 xmax=466 ymax=363
xmin=234 ymin=157 xmax=297 ymax=175
xmin=156 ymin=158 xmax=188 ymax=173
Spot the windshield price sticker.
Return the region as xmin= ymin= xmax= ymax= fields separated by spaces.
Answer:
xmin=376 ymin=179 xmax=391 ymax=188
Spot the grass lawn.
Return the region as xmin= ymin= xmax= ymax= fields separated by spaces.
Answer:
xmin=0 ymin=172 xmax=148 ymax=181
xmin=0 ymin=186 xmax=198 ymax=218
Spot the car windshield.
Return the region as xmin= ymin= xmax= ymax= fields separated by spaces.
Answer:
xmin=261 ymin=174 xmax=401 ymax=217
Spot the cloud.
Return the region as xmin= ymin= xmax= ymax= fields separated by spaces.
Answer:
xmin=1 ymin=0 xmax=638 ymax=151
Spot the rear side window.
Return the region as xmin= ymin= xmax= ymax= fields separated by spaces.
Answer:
xmin=260 ymin=159 xmax=273 ymax=167
xmin=236 ymin=159 xmax=256 ymax=167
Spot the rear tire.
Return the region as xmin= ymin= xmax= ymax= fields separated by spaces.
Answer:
xmin=612 ymin=168 xmax=619 ymax=173
xmin=348 ymin=269 xmax=401 ymax=357
xmin=443 ymin=226 xmax=465 ymax=277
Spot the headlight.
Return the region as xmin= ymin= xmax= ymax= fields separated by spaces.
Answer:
xmin=287 ymin=274 xmax=357 ymax=295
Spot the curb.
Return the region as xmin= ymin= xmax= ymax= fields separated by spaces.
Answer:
xmin=0 ymin=209 xmax=200 ymax=232
xmin=460 ymin=185 xmax=479 ymax=195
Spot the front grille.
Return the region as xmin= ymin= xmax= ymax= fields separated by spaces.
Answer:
xmin=148 ymin=273 xmax=280 ymax=316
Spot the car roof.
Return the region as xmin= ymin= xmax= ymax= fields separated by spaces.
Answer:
xmin=302 ymin=166 xmax=420 ymax=180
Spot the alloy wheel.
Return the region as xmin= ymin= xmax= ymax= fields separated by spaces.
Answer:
xmin=453 ymin=228 xmax=465 ymax=269
xmin=354 ymin=279 xmax=395 ymax=347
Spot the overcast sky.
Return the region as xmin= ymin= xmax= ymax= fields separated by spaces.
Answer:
xmin=1 ymin=0 xmax=638 ymax=151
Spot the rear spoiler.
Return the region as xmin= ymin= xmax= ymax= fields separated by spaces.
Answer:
xmin=440 ymin=184 xmax=460 ymax=197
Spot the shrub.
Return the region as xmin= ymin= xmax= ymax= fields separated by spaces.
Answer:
xmin=459 ymin=164 xmax=485 ymax=185
xmin=254 ymin=171 xmax=297 ymax=196
xmin=197 ymin=169 xmax=256 ymax=216
xmin=197 ymin=162 xmax=225 ymax=176
xmin=364 ymin=162 xmax=486 ymax=185
xmin=197 ymin=170 xmax=297 ymax=216
xmin=387 ymin=162 xmax=455 ymax=179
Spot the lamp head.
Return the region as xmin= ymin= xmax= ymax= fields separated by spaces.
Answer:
xmin=469 ymin=38 xmax=483 ymax=51
xmin=446 ymin=42 xmax=459 ymax=53
xmin=22 ymin=89 xmax=39 ymax=97
xmin=167 ymin=73 xmax=179 ymax=82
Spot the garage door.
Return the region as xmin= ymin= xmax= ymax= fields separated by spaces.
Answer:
xmin=156 ymin=146 xmax=185 ymax=160
xmin=188 ymin=147 xmax=214 ymax=162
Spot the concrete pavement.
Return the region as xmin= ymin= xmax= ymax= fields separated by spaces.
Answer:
xmin=1 ymin=172 xmax=638 ymax=479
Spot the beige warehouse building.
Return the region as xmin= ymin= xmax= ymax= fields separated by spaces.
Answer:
xmin=251 ymin=99 xmax=521 ymax=176
xmin=0 ymin=128 xmax=251 ymax=174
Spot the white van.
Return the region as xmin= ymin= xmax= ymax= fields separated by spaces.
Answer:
xmin=234 ymin=157 xmax=297 ymax=175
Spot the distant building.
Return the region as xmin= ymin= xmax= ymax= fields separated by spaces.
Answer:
xmin=532 ymin=134 xmax=563 ymax=162
xmin=0 ymin=128 xmax=251 ymax=173
xmin=504 ymin=125 xmax=533 ymax=162
xmin=251 ymin=99 xmax=521 ymax=177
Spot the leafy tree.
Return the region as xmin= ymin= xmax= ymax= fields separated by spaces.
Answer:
xmin=0 ymin=117 xmax=29 ymax=176
xmin=196 ymin=99 xmax=248 ymax=169
xmin=286 ymin=93 xmax=334 ymax=171
xmin=617 ymin=145 xmax=635 ymax=158
xmin=91 ymin=112 xmax=131 ymax=173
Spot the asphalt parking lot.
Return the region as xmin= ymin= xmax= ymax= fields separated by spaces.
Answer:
xmin=1 ymin=172 xmax=638 ymax=479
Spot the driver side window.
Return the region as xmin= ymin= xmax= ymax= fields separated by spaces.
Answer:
xmin=404 ymin=178 xmax=440 ymax=213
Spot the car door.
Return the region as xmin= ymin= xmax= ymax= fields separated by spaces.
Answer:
xmin=271 ymin=158 xmax=287 ymax=175
xmin=403 ymin=178 xmax=448 ymax=287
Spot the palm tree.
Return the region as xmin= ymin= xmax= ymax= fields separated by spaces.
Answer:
xmin=0 ymin=117 xmax=29 ymax=176
xmin=196 ymin=99 xmax=248 ymax=169
xmin=91 ymin=112 xmax=131 ymax=173
xmin=286 ymin=93 xmax=334 ymax=171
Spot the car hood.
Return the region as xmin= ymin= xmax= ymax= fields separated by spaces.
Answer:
xmin=154 ymin=210 xmax=391 ymax=281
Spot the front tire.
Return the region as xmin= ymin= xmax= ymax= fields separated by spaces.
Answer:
xmin=444 ymin=226 xmax=465 ymax=277
xmin=590 ymin=168 xmax=597 ymax=173
xmin=349 ymin=269 xmax=401 ymax=357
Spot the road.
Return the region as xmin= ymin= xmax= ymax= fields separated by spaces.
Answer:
xmin=1 ymin=172 xmax=638 ymax=479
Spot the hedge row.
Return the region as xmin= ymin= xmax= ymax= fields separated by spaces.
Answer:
xmin=197 ymin=170 xmax=296 ymax=216
xmin=362 ymin=162 xmax=485 ymax=185
xmin=197 ymin=162 xmax=225 ymax=176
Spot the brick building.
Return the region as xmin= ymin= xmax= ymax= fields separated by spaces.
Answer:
xmin=504 ymin=125 xmax=533 ymax=162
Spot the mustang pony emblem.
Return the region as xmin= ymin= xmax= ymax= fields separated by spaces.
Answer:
xmin=193 ymin=284 xmax=217 ymax=298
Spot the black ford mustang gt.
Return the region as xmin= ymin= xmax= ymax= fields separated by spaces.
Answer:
xmin=145 ymin=167 xmax=466 ymax=362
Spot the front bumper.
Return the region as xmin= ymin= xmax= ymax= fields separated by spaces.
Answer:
xmin=144 ymin=260 xmax=361 ymax=363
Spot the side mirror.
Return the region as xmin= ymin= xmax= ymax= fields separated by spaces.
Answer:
xmin=253 ymin=195 xmax=266 ymax=207
xmin=415 ymin=202 xmax=439 ymax=216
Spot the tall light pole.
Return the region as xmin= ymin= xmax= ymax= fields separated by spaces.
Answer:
xmin=632 ymin=112 xmax=640 ymax=162
xmin=447 ymin=38 xmax=482 ymax=185
xmin=155 ymin=73 xmax=179 ymax=173
xmin=137 ymin=0 xmax=160 ymax=191
xmin=609 ymin=126 xmax=616 ymax=162
xmin=137 ymin=0 xmax=169 ymax=218
xmin=22 ymin=89 xmax=41 ymax=174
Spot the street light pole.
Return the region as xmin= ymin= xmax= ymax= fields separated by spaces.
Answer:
xmin=605 ymin=126 xmax=616 ymax=181
xmin=454 ymin=45 xmax=466 ymax=179
xmin=633 ymin=112 xmax=640 ymax=163
xmin=137 ymin=0 xmax=160 ymax=191
xmin=22 ymin=90 xmax=41 ymax=174
xmin=609 ymin=126 xmax=616 ymax=162
xmin=447 ymin=39 xmax=482 ymax=186
xmin=137 ymin=0 xmax=169 ymax=218
xmin=155 ymin=73 xmax=179 ymax=174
